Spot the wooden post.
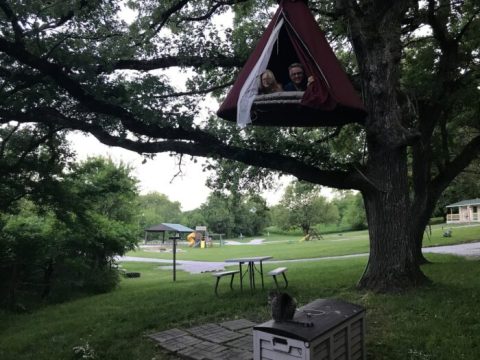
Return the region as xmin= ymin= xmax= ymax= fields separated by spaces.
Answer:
xmin=170 ymin=233 xmax=181 ymax=282
xmin=173 ymin=236 xmax=176 ymax=281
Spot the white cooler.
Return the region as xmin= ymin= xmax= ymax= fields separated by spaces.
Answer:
xmin=253 ymin=298 xmax=365 ymax=360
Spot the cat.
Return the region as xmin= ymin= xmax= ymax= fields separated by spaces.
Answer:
xmin=268 ymin=291 xmax=314 ymax=327
xmin=268 ymin=291 xmax=297 ymax=321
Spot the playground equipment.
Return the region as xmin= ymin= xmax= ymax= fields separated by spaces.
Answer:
xmin=187 ymin=231 xmax=201 ymax=247
xmin=196 ymin=226 xmax=212 ymax=248
xmin=187 ymin=226 xmax=212 ymax=248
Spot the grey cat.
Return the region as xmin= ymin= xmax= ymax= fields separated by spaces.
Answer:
xmin=268 ymin=291 xmax=314 ymax=327
xmin=268 ymin=291 xmax=297 ymax=322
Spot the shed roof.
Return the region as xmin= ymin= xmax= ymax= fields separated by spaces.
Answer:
xmin=445 ymin=198 xmax=480 ymax=208
xmin=145 ymin=223 xmax=194 ymax=233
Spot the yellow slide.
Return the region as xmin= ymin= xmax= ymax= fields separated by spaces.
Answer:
xmin=187 ymin=232 xmax=196 ymax=247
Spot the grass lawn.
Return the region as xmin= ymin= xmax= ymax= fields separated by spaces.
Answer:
xmin=127 ymin=223 xmax=480 ymax=262
xmin=1 ymin=223 xmax=479 ymax=359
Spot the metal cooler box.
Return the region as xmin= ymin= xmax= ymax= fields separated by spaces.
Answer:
xmin=253 ymin=298 xmax=365 ymax=360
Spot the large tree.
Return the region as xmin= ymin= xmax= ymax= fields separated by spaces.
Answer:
xmin=0 ymin=0 xmax=478 ymax=292
xmin=332 ymin=191 xmax=367 ymax=230
xmin=138 ymin=192 xmax=183 ymax=231
xmin=275 ymin=181 xmax=338 ymax=235
xmin=0 ymin=123 xmax=71 ymax=211
xmin=0 ymin=157 xmax=139 ymax=308
xmin=199 ymin=191 xmax=269 ymax=237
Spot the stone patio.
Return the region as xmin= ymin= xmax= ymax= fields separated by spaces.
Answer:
xmin=148 ymin=319 xmax=257 ymax=360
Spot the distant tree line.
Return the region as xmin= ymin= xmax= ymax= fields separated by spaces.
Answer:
xmin=138 ymin=180 xmax=367 ymax=239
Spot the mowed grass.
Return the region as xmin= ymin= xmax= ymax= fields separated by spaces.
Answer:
xmin=1 ymin=223 xmax=479 ymax=360
xmin=1 ymin=254 xmax=479 ymax=359
xmin=128 ymin=223 xmax=480 ymax=262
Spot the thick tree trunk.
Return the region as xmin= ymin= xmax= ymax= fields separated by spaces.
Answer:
xmin=301 ymin=225 xmax=310 ymax=236
xmin=343 ymin=0 xmax=431 ymax=292
xmin=41 ymin=260 xmax=54 ymax=299
xmin=358 ymin=150 xmax=430 ymax=292
xmin=8 ymin=262 xmax=18 ymax=309
xmin=411 ymin=200 xmax=435 ymax=265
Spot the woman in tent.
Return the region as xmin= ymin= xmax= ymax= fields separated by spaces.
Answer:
xmin=258 ymin=69 xmax=283 ymax=94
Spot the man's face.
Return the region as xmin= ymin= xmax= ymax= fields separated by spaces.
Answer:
xmin=289 ymin=66 xmax=304 ymax=85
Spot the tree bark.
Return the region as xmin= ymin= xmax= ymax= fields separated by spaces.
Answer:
xmin=358 ymin=149 xmax=430 ymax=292
xmin=344 ymin=0 xmax=430 ymax=291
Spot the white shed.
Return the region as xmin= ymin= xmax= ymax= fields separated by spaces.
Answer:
xmin=446 ymin=199 xmax=480 ymax=223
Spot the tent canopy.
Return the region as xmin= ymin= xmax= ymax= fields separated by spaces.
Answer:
xmin=217 ymin=0 xmax=366 ymax=127
xmin=144 ymin=223 xmax=194 ymax=233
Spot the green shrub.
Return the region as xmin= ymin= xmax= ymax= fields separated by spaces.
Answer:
xmin=429 ymin=217 xmax=444 ymax=225
xmin=124 ymin=272 xmax=141 ymax=278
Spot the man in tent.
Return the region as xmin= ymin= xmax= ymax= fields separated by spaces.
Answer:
xmin=284 ymin=63 xmax=314 ymax=91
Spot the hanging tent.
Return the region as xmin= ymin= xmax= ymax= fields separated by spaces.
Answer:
xmin=217 ymin=0 xmax=367 ymax=128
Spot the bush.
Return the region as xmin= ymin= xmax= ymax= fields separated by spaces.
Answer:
xmin=47 ymin=260 xmax=120 ymax=302
xmin=124 ymin=272 xmax=141 ymax=278
xmin=263 ymin=226 xmax=303 ymax=236
xmin=85 ymin=268 xmax=120 ymax=293
xmin=429 ymin=217 xmax=444 ymax=225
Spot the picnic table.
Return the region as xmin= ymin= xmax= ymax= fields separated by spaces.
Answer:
xmin=225 ymin=256 xmax=272 ymax=291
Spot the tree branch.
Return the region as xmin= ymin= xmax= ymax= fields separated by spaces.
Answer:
xmin=111 ymin=55 xmax=244 ymax=72
xmin=153 ymin=81 xmax=234 ymax=99
xmin=0 ymin=36 xmax=217 ymax=143
xmin=149 ymin=0 xmax=190 ymax=34
xmin=455 ymin=7 xmax=480 ymax=42
xmin=0 ymin=0 xmax=24 ymax=41
xmin=179 ymin=0 xmax=238 ymax=22
xmin=0 ymin=122 xmax=19 ymax=157
xmin=1 ymin=107 xmax=369 ymax=192
xmin=427 ymin=0 xmax=450 ymax=48
xmin=12 ymin=129 xmax=58 ymax=170
xmin=430 ymin=134 xmax=480 ymax=198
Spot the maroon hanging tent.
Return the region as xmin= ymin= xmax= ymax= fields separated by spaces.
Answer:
xmin=216 ymin=0 xmax=367 ymax=127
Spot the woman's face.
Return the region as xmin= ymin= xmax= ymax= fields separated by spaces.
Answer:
xmin=261 ymin=72 xmax=274 ymax=87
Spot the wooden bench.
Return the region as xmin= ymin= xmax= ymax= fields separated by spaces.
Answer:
xmin=212 ymin=270 xmax=240 ymax=295
xmin=268 ymin=267 xmax=288 ymax=289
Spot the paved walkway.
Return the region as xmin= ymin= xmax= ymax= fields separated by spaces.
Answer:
xmin=119 ymin=256 xmax=228 ymax=273
xmin=148 ymin=319 xmax=256 ymax=360
xmin=422 ymin=241 xmax=480 ymax=257
xmin=118 ymin=242 xmax=480 ymax=274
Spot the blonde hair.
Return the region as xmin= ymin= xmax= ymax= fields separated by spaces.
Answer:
xmin=259 ymin=69 xmax=283 ymax=94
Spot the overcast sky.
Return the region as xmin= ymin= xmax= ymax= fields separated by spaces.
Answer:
xmin=69 ymin=132 xmax=290 ymax=211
